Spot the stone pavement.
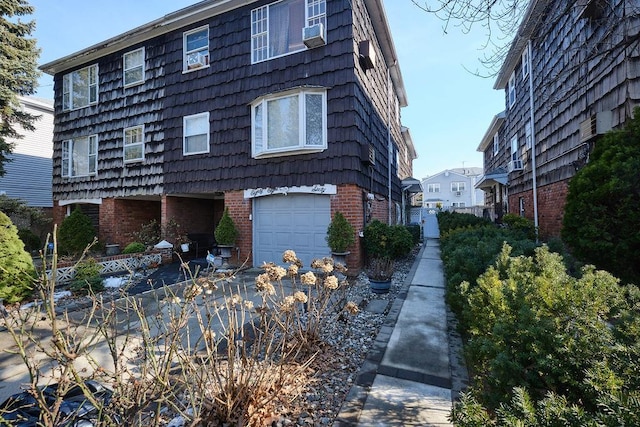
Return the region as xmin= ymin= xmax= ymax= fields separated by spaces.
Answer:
xmin=333 ymin=238 xmax=468 ymax=426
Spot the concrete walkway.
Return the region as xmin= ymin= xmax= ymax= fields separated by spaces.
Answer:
xmin=334 ymin=237 xmax=466 ymax=426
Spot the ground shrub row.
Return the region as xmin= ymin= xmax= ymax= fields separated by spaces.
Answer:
xmin=439 ymin=212 xmax=640 ymax=425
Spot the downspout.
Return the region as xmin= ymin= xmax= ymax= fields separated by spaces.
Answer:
xmin=528 ymin=39 xmax=540 ymax=242
xmin=387 ymin=66 xmax=392 ymax=224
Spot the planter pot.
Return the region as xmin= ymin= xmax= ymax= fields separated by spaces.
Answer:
xmin=369 ymin=278 xmax=391 ymax=294
xmin=331 ymin=251 xmax=350 ymax=267
xmin=105 ymin=244 xmax=120 ymax=256
xmin=180 ymin=243 xmax=190 ymax=253
xmin=218 ymin=244 xmax=234 ymax=267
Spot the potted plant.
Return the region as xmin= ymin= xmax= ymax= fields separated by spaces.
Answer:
xmin=362 ymin=219 xmax=413 ymax=293
xmin=326 ymin=211 xmax=355 ymax=266
xmin=365 ymin=256 xmax=394 ymax=294
xmin=214 ymin=208 xmax=239 ymax=266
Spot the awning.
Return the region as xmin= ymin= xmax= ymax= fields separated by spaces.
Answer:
xmin=475 ymin=169 xmax=508 ymax=190
xmin=401 ymin=177 xmax=422 ymax=193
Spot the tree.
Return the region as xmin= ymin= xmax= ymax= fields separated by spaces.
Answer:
xmin=0 ymin=0 xmax=41 ymax=177
xmin=562 ymin=107 xmax=640 ymax=285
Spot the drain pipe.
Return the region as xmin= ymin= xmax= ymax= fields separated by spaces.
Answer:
xmin=527 ymin=39 xmax=539 ymax=242
xmin=387 ymin=66 xmax=393 ymax=224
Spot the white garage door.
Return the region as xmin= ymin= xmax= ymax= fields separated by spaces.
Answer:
xmin=253 ymin=194 xmax=331 ymax=269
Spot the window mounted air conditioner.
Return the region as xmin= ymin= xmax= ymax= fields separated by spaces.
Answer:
xmin=580 ymin=110 xmax=612 ymax=142
xmin=509 ymin=159 xmax=524 ymax=172
xmin=187 ymin=52 xmax=209 ymax=69
xmin=303 ymin=23 xmax=326 ymax=48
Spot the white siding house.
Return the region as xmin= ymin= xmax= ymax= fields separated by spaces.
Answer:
xmin=421 ymin=167 xmax=484 ymax=210
xmin=0 ymin=96 xmax=54 ymax=208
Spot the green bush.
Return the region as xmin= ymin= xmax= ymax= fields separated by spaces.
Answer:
xmin=405 ymin=224 xmax=421 ymax=244
xmin=0 ymin=211 xmax=35 ymax=303
xmin=214 ymin=208 xmax=238 ymax=246
xmin=502 ymin=213 xmax=537 ymax=240
xmin=562 ymin=106 xmax=640 ymax=285
xmin=437 ymin=211 xmax=491 ymax=235
xmin=70 ymin=258 xmax=104 ymax=295
xmin=18 ymin=228 xmax=41 ymax=253
xmin=439 ymin=223 xmax=537 ymax=318
xmin=388 ymin=225 xmax=414 ymax=259
xmin=326 ymin=211 xmax=356 ymax=253
xmin=58 ymin=207 xmax=97 ymax=256
xmin=122 ymin=242 xmax=146 ymax=254
xmin=451 ymin=244 xmax=640 ymax=424
xmin=363 ymin=220 xmax=415 ymax=268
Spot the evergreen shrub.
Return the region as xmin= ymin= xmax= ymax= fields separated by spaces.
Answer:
xmin=70 ymin=258 xmax=104 ymax=295
xmin=122 ymin=242 xmax=146 ymax=254
xmin=18 ymin=228 xmax=41 ymax=253
xmin=0 ymin=211 xmax=35 ymax=303
xmin=58 ymin=207 xmax=97 ymax=256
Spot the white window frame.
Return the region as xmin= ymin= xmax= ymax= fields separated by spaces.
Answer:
xmin=62 ymin=64 xmax=98 ymax=111
xmin=525 ymin=122 xmax=532 ymax=150
xmin=251 ymin=0 xmax=326 ymax=64
xmin=451 ymin=182 xmax=466 ymax=192
xmin=183 ymin=112 xmax=210 ymax=155
xmin=493 ymin=133 xmax=499 ymax=156
xmin=124 ymin=125 xmax=145 ymax=163
xmin=183 ymin=26 xmax=210 ymax=72
xmin=61 ymin=135 xmax=98 ymax=177
xmin=123 ymin=48 xmax=145 ymax=87
xmin=251 ymin=88 xmax=327 ymax=158
xmin=521 ymin=48 xmax=529 ymax=80
xmin=427 ymin=183 xmax=440 ymax=193
xmin=508 ymin=71 xmax=516 ymax=108
xmin=511 ymin=135 xmax=520 ymax=161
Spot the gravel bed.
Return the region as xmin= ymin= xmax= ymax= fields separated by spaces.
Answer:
xmin=4 ymin=248 xmax=418 ymax=426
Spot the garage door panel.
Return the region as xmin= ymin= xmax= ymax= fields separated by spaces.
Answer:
xmin=254 ymin=194 xmax=330 ymax=268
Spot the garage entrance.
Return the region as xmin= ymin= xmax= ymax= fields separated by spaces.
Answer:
xmin=253 ymin=194 xmax=331 ymax=269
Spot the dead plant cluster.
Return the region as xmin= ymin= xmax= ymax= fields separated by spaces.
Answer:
xmin=0 ymin=243 xmax=359 ymax=426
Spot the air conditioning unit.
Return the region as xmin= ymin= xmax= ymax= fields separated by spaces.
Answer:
xmin=361 ymin=144 xmax=376 ymax=165
xmin=187 ymin=52 xmax=209 ymax=69
xmin=580 ymin=110 xmax=613 ymax=142
xmin=303 ymin=23 xmax=326 ymax=48
xmin=509 ymin=159 xmax=524 ymax=172
xmin=358 ymin=40 xmax=376 ymax=70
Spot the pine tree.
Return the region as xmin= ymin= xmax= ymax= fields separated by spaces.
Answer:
xmin=0 ymin=0 xmax=40 ymax=177
xmin=0 ymin=210 xmax=35 ymax=303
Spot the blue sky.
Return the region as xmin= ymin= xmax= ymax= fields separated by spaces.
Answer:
xmin=29 ymin=0 xmax=507 ymax=180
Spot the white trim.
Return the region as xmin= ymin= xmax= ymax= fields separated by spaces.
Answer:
xmin=59 ymin=198 xmax=102 ymax=206
xmin=183 ymin=112 xmax=210 ymax=155
xmin=183 ymin=25 xmax=210 ymax=72
xmin=244 ymin=184 xmax=337 ymax=199
xmin=123 ymin=47 xmax=145 ymax=87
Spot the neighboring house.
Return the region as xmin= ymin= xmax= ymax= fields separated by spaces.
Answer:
xmin=40 ymin=0 xmax=417 ymax=269
xmin=0 ymin=96 xmax=54 ymax=209
xmin=421 ymin=167 xmax=484 ymax=211
xmin=476 ymin=0 xmax=640 ymax=238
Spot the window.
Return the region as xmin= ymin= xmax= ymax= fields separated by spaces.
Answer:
xmin=251 ymin=0 xmax=326 ymax=63
xmin=426 ymin=183 xmax=440 ymax=193
xmin=183 ymin=112 xmax=210 ymax=155
xmin=124 ymin=125 xmax=144 ymax=163
xmin=511 ymin=135 xmax=520 ymax=161
xmin=451 ymin=182 xmax=466 ymax=192
xmin=508 ymin=71 xmax=516 ymax=108
xmin=525 ymin=122 xmax=532 ymax=150
xmin=252 ymin=88 xmax=326 ymax=158
xmin=123 ymin=48 xmax=145 ymax=86
xmin=452 ymin=202 xmax=466 ymax=208
xmin=184 ymin=26 xmax=209 ymax=71
xmin=493 ymin=133 xmax=499 ymax=156
xmin=521 ymin=47 xmax=529 ymax=80
xmin=62 ymin=135 xmax=98 ymax=177
xmin=62 ymin=64 xmax=98 ymax=111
